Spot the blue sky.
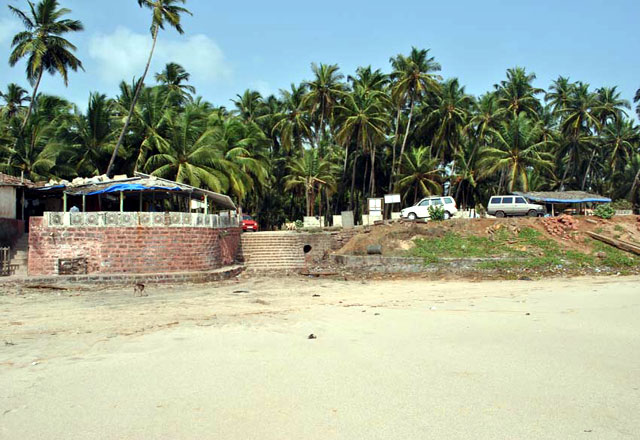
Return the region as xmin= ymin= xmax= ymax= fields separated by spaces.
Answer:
xmin=1 ymin=0 xmax=639 ymax=113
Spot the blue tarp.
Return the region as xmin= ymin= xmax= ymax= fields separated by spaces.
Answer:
xmin=86 ymin=183 xmax=182 ymax=196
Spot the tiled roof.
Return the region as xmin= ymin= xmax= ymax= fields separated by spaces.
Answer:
xmin=0 ymin=173 xmax=34 ymax=187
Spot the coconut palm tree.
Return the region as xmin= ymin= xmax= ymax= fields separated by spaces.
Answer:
xmin=601 ymin=119 xmax=640 ymax=180
xmin=145 ymin=105 xmax=232 ymax=192
xmin=302 ymin=63 xmax=346 ymax=147
xmin=334 ymin=87 xmax=390 ymax=198
xmin=232 ymin=90 xmax=264 ymax=123
xmin=634 ymin=89 xmax=640 ymax=119
xmin=545 ymin=76 xmax=574 ymax=115
xmin=0 ymin=94 xmax=71 ymax=180
xmin=389 ymin=48 xmax=441 ymax=179
xmin=8 ymin=0 xmax=83 ymax=132
xmin=594 ymin=86 xmax=629 ymax=125
xmin=58 ymin=93 xmax=117 ymax=176
xmin=478 ymin=113 xmax=554 ymax=192
xmin=284 ymin=148 xmax=336 ymax=216
xmin=272 ymin=84 xmax=312 ymax=153
xmin=395 ymin=146 xmax=442 ymax=204
xmin=0 ymin=84 xmax=31 ymax=120
xmin=426 ymin=78 xmax=473 ymax=163
xmin=347 ymin=66 xmax=389 ymax=93
xmin=106 ymin=0 xmax=191 ymax=176
xmin=155 ymin=62 xmax=196 ymax=105
xmin=494 ymin=67 xmax=543 ymax=119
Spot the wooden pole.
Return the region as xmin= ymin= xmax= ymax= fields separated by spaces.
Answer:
xmin=82 ymin=195 xmax=86 ymax=212
xmin=120 ymin=192 xmax=124 ymax=212
xmin=204 ymin=195 xmax=208 ymax=215
xmin=63 ymin=192 xmax=67 ymax=212
xmin=139 ymin=191 xmax=143 ymax=212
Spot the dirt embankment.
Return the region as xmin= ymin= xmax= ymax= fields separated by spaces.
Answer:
xmin=336 ymin=215 xmax=640 ymax=257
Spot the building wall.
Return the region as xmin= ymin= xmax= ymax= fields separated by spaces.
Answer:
xmin=0 ymin=187 xmax=16 ymax=219
xmin=0 ymin=217 xmax=25 ymax=247
xmin=28 ymin=217 xmax=241 ymax=276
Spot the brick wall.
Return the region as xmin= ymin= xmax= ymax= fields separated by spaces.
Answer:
xmin=28 ymin=217 xmax=241 ymax=276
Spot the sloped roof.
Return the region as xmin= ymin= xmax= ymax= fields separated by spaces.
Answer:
xmin=0 ymin=173 xmax=34 ymax=187
xmin=514 ymin=191 xmax=611 ymax=204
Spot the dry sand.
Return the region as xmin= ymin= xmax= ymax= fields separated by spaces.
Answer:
xmin=1 ymin=275 xmax=639 ymax=439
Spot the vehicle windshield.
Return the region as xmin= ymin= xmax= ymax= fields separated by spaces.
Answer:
xmin=242 ymin=215 xmax=253 ymax=221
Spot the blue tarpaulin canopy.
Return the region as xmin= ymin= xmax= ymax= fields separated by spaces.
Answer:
xmin=514 ymin=191 xmax=611 ymax=204
xmin=86 ymin=183 xmax=181 ymax=196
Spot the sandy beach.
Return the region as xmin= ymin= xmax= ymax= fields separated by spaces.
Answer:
xmin=1 ymin=275 xmax=639 ymax=439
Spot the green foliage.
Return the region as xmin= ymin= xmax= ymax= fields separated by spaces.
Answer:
xmin=611 ymin=199 xmax=632 ymax=211
xmin=593 ymin=204 xmax=615 ymax=219
xmin=427 ymin=205 xmax=445 ymax=221
xmin=2 ymin=3 xmax=640 ymax=223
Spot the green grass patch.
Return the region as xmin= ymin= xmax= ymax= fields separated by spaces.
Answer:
xmin=409 ymin=227 xmax=638 ymax=271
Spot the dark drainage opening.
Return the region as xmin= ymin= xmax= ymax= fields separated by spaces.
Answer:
xmin=303 ymin=244 xmax=312 ymax=254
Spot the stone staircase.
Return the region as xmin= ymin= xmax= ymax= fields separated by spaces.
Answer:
xmin=9 ymin=234 xmax=29 ymax=276
xmin=239 ymin=232 xmax=306 ymax=271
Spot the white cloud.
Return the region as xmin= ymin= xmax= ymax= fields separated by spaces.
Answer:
xmin=0 ymin=17 xmax=21 ymax=45
xmin=88 ymin=26 xmax=231 ymax=85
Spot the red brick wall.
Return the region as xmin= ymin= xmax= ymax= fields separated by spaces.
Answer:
xmin=28 ymin=217 xmax=241 ymax=276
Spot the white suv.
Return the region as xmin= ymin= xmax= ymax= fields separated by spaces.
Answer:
xmin=401 ymin=196 xmax=458 ymax=220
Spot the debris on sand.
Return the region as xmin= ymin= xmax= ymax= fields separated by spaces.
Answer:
xmin=307 ymin=334 xmax=317 ymax=340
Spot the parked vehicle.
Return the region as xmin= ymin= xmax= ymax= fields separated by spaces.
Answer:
xmin=241 ymin=215 xmax=259 ymax=232
xmin=401 ymin=196 xmax=458 ymax=220
xmin=487 ymin=196 xmax=545 ymax=217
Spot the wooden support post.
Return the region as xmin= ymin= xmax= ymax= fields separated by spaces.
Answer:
xmin=139 ymin=191 xmax=143 ymax=212
xmin=82 ymin=195 xmax=86 ymax=212
xmin=204 ymin=195 xmax=209 ymax=215
xmin=63 ymin=192 xmax=68 ymax=212
xmin=120 ymin=192 xmax=124 ymax=212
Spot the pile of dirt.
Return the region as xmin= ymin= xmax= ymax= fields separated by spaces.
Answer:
xmin=335 ymin=216 xmax=640 ymax=257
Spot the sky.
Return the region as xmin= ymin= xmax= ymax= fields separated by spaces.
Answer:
xmin=1 ymin=0 xmax=639 ymax=114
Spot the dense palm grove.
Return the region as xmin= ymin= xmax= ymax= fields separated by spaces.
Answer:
xmin=2 ymin=0 xmax=640 ymax=228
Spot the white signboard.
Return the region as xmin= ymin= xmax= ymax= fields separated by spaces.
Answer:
xmin=384 ymin=194 xmax=401 ymax=204
xmin=368 ymin=198 xmax=383 ymax=215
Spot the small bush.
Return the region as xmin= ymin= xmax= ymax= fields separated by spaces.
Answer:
xmin=428 ymin=205 xmax=445 ymax=221
xmin=294 ymin=220 xmax=304 ymax=229
xmin=610 ymin=199 xmax=633 ymax=211
xmin=593 ymin=204 xmax=615 ymax=219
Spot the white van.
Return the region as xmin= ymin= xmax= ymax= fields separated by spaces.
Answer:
xmin=487 ymin=195 xmax=545 ymax=217
xmin=401 ymin=196 xmax=458 ymax=220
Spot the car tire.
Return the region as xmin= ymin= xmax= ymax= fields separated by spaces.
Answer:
xmin=495 ymin=211 xmax=506 ymax=218
xmin=527 ymin=210 xmax=538 ymax=217
xmin=444 ymin=211 xmax=451 ymax=220
xmin=408 ymin=212 xmax=417 ymax=220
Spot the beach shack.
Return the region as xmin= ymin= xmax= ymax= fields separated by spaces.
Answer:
xmin=513 ymin=191 xmax=611 ymax=216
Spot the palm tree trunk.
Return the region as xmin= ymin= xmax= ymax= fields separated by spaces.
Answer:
xmin=628 ymin=167 xmax=640 ymax=201
xmin=581 ymin=149 xmax=597 ymax=191
xmin=369 ymin=147 xmax=376 ymax=197
xmin=388 ymin=107 xmax=402 ymax=191
xmin=396 ymin=97 xmax=415 ymax=181
xmin=349 ymin=153 xmax=357 ymax=210
xmin=19 ymin=68 xmax=43 ymax=134
xmin=106 ymin=26 xmax=159 ymax=177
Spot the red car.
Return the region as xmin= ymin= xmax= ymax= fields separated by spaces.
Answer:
xmin=241 ymin=214 xmax=259 ymax=232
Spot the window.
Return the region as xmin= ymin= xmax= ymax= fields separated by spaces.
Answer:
xmin=515 ymin=197 xmax=526 ymax=204
xmin=490 ymin=197 xmax=502 ymax=204
xmin=502 ymin=197 xmax=513 ymax=204
xmin=242 ymin=215 xmax=253 ymax=221
xmin=419 ymin=199 xmax=430 ymax=206
xmin=444 ymin=197 xmax=454 ymax=205
xmin=431 ymin=199 xmax=443 ymax=206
